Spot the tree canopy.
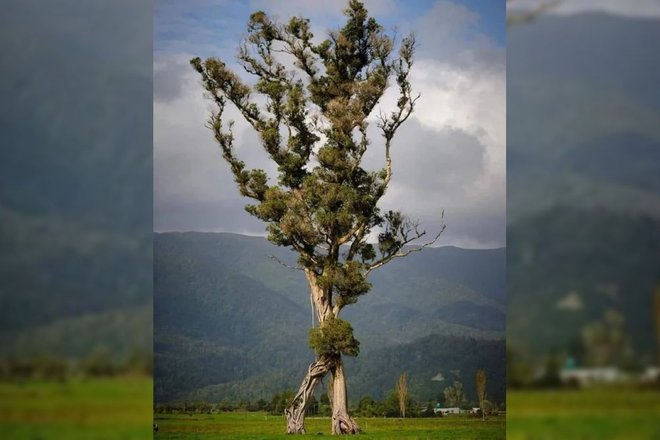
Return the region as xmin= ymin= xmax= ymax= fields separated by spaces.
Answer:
xmin=191 ymin=0 xmax=443 ymax=323
xmin=191 ymin=1 xmax=444 ymax=433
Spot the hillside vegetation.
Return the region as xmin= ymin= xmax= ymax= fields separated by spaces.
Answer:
xmin=154 ymin=232 xmax=505 ymax=405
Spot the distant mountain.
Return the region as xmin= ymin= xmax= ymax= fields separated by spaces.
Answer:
xmin=508 ymin=208 xmax=660 ymax=360
xmin=188 ymin=334 xmax=506 ymax=406
xmin=154 ymin=232 xmax=505 ymax=404
xmin=0 ymin=1 xmax=152 ymax=361
xmin=0 ymin=206 xmax=152 ymax=361
xmin=508 ymin=13 xmax=660 ymax=361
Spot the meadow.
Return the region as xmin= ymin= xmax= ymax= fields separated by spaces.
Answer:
xmin=0 ymin=377 xmax=152 ymax=439
xmin=507 ymin=387 xmax=660 ymax=440
xmin=155 ymin=412 xmax=505 ymax=439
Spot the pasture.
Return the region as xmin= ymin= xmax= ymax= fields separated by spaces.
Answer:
xmin=155 ymin=412 xmax=505 ymax=439
xmin=0 ymin=377 xmax=152 ymax=439
xmin=507 ymin=387 xmax=660 ymax=439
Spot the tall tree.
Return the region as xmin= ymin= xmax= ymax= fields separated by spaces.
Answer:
xmin=191 ymin=0 xmax=443 ymax=434
xmin=476 ymin=368 xmax=487 ymax=420
xmin=654 ymin=286 xmax=660 ymax=366
xmin=443 ymin=381 xmax=465 ymax=408
xmin=395 ymin=372 xmax=409 ymax=418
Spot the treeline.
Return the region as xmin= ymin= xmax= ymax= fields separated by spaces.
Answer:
xmin=155 ymin=388 xmax=505 ymax=418
xmin=507 ymin=304 xmax=660 ymax=390
xmin=0 ymin=350 xmax=152 ymax=381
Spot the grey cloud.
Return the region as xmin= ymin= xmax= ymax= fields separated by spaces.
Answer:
xmin=154 ymin=57 xmax=191 ymax=102
xmin=415 ymin=0 xmax=504 ymax=70
xmin=154 ymin=60 xmax=276 ymax=234
xmin=154 ymin=1 xmax=506 ymax=248
xmin=361 ymin=119 xmax=504 ymax=248
xmin=386 ymin=121 xmax=486 ymax=198
xmin=155 ymin=194 xmax=266 ymax=234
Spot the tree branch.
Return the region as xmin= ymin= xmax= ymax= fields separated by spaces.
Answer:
xmin=268 ymin=254 xmax=302 ymax=271
xmin=366 ymin=212 xmax=446 ymax=275
xmin=506 ymin=0 xmax=562 ymax=26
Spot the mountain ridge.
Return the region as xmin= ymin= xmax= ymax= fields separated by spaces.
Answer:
xmin=154 ymin=231 xmax=505 ymax=404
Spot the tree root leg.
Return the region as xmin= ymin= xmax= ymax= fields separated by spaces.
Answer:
xmin=285 ymin=356 xmax=333 ymax=434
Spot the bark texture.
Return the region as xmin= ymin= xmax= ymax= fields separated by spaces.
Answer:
xmin=285 ymin=356 xmax=333 ymax=434
xmin=330 ymin=359 xmax=360 ymax=435
xmin=192 ymin=3 xmax=436 ymax=435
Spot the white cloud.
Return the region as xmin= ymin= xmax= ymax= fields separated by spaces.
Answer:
xmin=154 ymin=0 xmax=506 ymax=248
xmin=361 ymin=1 xmax=506 ymax=247
xmin=248 ymin=0 xmax=397 ymax=20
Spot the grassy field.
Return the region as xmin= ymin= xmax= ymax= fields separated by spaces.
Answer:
xmin=155 ymin=412 xmax=505 ymax=439
xmin=0 ymin=377 xmax=152 ymax=439
xmin=507 ymin=387 xmax=660 ymax=440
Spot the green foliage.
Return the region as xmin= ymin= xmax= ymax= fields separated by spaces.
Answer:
xmin=355 ymin=396 xmax=378 ymax=417
xmin=0 ymin=356 xmax=68 ymax=382
xmin=476 ymin=368 xmax=486 ymax=417
xmin=0 ymin=349 xmax=153 ymax=381
xmin=309 ymin=317 xmax=360 ymax=357
xmin=443 ymin=381 xmax=466 ymax=408
xmin=318 ymin=260 xmax=371 ymax=306
xmin=154 ymin=233 xmax=506 ymax=404
xmin=383 ymin=391 xmax=402 ymax=417
xmin=191 ymin=1 xmax=428 ymax=317
xmin=581 ymin=309 xmax=634 ymax=367
xmin=269 ymin=389 xmax=295 ymax=415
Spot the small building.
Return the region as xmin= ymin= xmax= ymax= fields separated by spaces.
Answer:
xmin=640 ymin=366 xmax=660 ymax=383
xmin=560 ymin=367 xmax=626 ymax=386
xmin=433 ymin=405 xmax=461 ymax=416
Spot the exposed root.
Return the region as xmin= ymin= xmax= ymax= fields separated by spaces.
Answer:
xmin=332 ymin=413 xmax=360 ymax=435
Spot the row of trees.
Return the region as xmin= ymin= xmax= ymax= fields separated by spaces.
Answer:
xmin=154 ymin=391 xmax=502 ymax=418
xmin=155 ymin=370 xmax=500 ymax=418
xmin=396 ymin=370 xmax=491 ymax=420
xmin=508 ymin=308 xmax=659 ymax=389
xmin=0 ymin=350 xmax=153 ymax=381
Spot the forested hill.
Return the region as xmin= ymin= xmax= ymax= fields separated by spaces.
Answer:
xmin=0 ymin=1 xmax=152 ymax=362
xmin=508 ymin=12 xmax=660 ymax=362
xmin=154 ymin=232 xmax=505 ymax=405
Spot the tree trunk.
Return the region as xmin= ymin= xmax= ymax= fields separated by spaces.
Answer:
xmin=285 ymin=355 xmax=333 ymax=434
xmin=330 ymin=358 xmax=360 ymax=435
xmin=288 ymin=271 xmax=359 ymax=435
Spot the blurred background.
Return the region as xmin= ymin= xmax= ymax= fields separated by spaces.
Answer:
xmin=2 ymin=0 xmax=660 ymax=439
xmin=0 ymin=0 xmax=153 ymax=439
xmin=507 ymin=0 xmax=660 ymax=439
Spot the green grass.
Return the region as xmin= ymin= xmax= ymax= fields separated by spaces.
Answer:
xmin=155 ymin=412 xmax=505 ymax=439
xmin=507 ymin=387 xmax=660 ymax=440
xmin=0 ymin=377 xmax=152 ymax=439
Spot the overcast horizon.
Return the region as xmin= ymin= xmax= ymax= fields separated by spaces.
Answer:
xmin=154 ymin=0 xmax=507 ymax=249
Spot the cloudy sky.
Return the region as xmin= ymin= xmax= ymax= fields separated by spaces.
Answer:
xmin=507 ymin=0 xmax=660 ymax=18
xmin=154 ymin=0 xmax=506 ymax=249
